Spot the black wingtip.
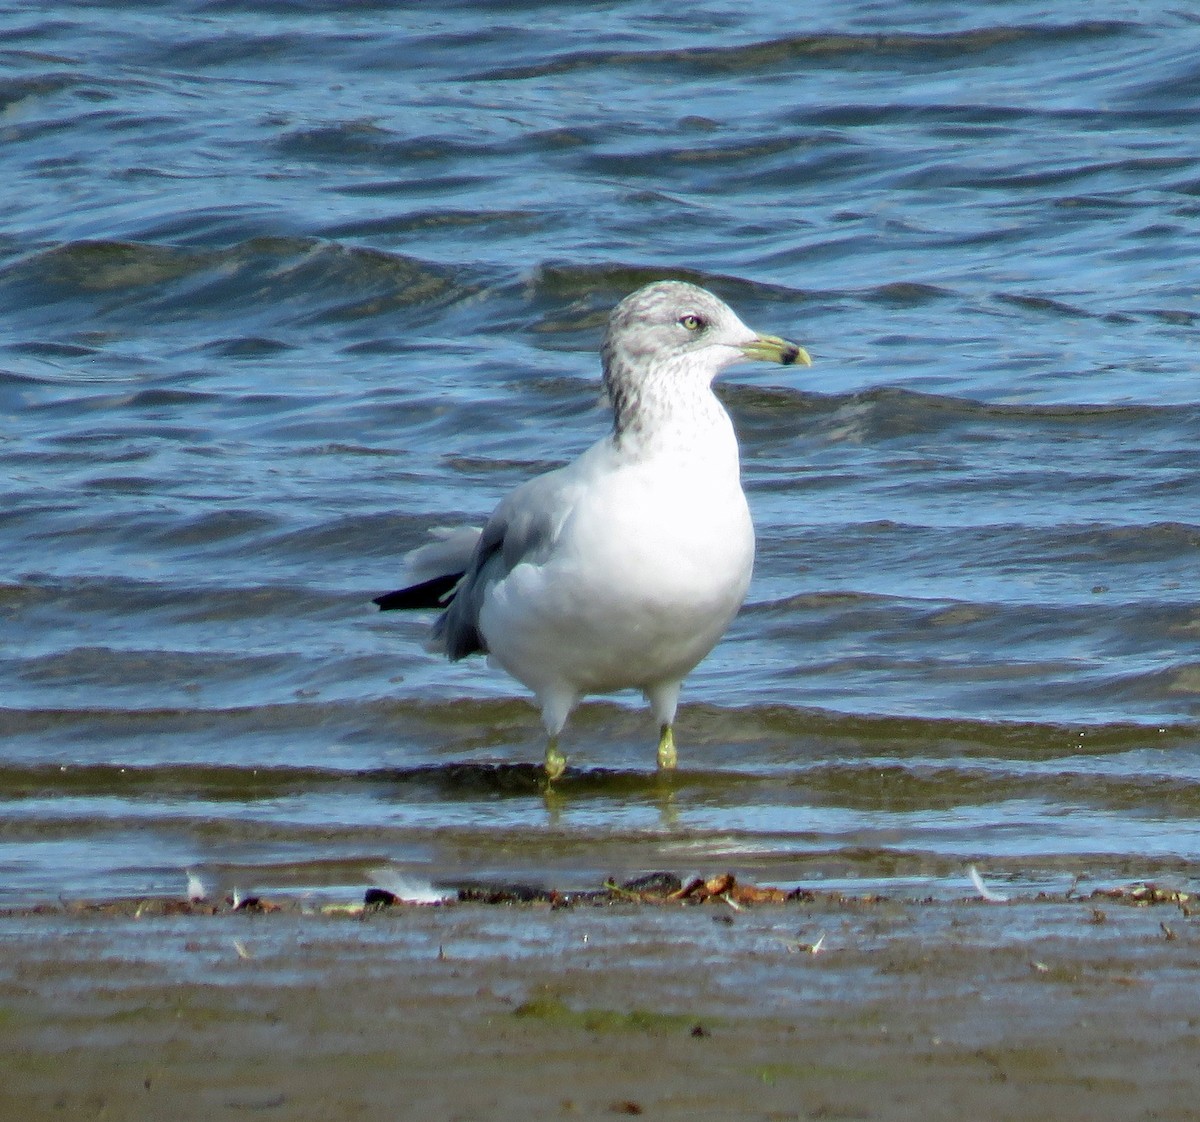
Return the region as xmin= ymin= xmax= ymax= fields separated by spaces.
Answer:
xmin=373 ymin=572 xmax=463 ymax=612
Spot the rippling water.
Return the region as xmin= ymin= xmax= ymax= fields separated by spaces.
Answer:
xmin=3 ymin=2 xmax=1200 ymax=905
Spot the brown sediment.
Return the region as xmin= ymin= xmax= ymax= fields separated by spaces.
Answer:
xmin=7 ymin=869 xmax=1189 ymax=917
xmin=1 ymin=875 xmax=1198 ymax=1120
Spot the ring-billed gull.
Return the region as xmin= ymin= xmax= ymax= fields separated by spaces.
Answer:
xmin=375 ymin=280 xmax=810 ymax=779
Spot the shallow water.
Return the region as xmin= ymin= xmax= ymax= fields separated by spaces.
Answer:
xmin=2 ymin=1 xmax=1200 ymax=905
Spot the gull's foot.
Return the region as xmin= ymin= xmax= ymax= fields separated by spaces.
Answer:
xmin=656 ymin=724 xmax=677 ymax=770
xmin=544 ymin=740 xmax=567 ymax=782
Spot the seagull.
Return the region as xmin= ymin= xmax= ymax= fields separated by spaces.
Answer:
xmin=374 ymin=280 xmax=810 ymax=779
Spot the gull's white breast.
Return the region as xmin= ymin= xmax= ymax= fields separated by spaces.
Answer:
xmin=478 ymin=419 xmax=754 ymax=698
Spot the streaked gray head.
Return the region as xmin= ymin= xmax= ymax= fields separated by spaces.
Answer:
xmin=599 ymin=280 xmax=808 ymax=440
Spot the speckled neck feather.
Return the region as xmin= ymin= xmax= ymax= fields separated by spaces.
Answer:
xmin=601 ymin=348 xmax=728 ymax=456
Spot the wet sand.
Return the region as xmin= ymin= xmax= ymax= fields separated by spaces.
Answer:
xmin=3 ymin=882 xmax=1199 ymax=1121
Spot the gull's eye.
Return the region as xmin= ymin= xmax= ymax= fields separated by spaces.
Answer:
xmin=678 ymin=313 xmax=706 ymax=331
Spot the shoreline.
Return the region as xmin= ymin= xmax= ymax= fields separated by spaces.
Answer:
xmin=4 ymin=878 xmax=1199 ymax=1120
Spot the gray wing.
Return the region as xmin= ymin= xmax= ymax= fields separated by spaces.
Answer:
xmin=433 ymin=467 xmax=576 ymax=660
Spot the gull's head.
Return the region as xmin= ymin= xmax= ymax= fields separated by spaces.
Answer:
xmin=599 ymin=280 xmax=810 ymax=441
xmin=601 ymin=281 xmax=811 ymax=393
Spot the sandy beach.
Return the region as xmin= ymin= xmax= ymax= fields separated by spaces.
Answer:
xmin=4 ymin=880 xmax=1199 ymax=1121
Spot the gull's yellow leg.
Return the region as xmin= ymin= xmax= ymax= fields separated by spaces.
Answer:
xmin=544 ymin=737 xmax=567 ymax=781
xmin=656 ymin=723 xmax=677 ymax=770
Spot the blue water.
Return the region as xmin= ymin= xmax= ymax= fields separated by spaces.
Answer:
xmin=2 ymin=1 xmax=1199 ymax=905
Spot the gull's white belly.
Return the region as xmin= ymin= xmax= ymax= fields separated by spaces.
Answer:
xmin=478 ymin=458 xmax=754 ymax=696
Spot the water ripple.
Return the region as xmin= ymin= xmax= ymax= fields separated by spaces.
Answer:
xmin=2 ymin=0 xmax=1199 ymax=902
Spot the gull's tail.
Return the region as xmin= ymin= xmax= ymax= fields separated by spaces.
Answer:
xmin=373 ymin=525 xmax=481 ymax=612
xmin=373 ymin=573 xmax=461 ymax=611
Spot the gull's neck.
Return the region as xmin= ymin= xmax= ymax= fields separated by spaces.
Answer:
xmin=603 ymin=353 xmax=736 ymax=462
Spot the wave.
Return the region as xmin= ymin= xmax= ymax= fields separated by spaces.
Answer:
xmin=468 ymin=22 xmax=1133 ymax=81
xmin=726 ymin=384 xmax=1200 ymax=452
xmin=2 ymin=694 xmax=1193 ymax=749
xmin=1 ymin=237 xmax=478 ymax=330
